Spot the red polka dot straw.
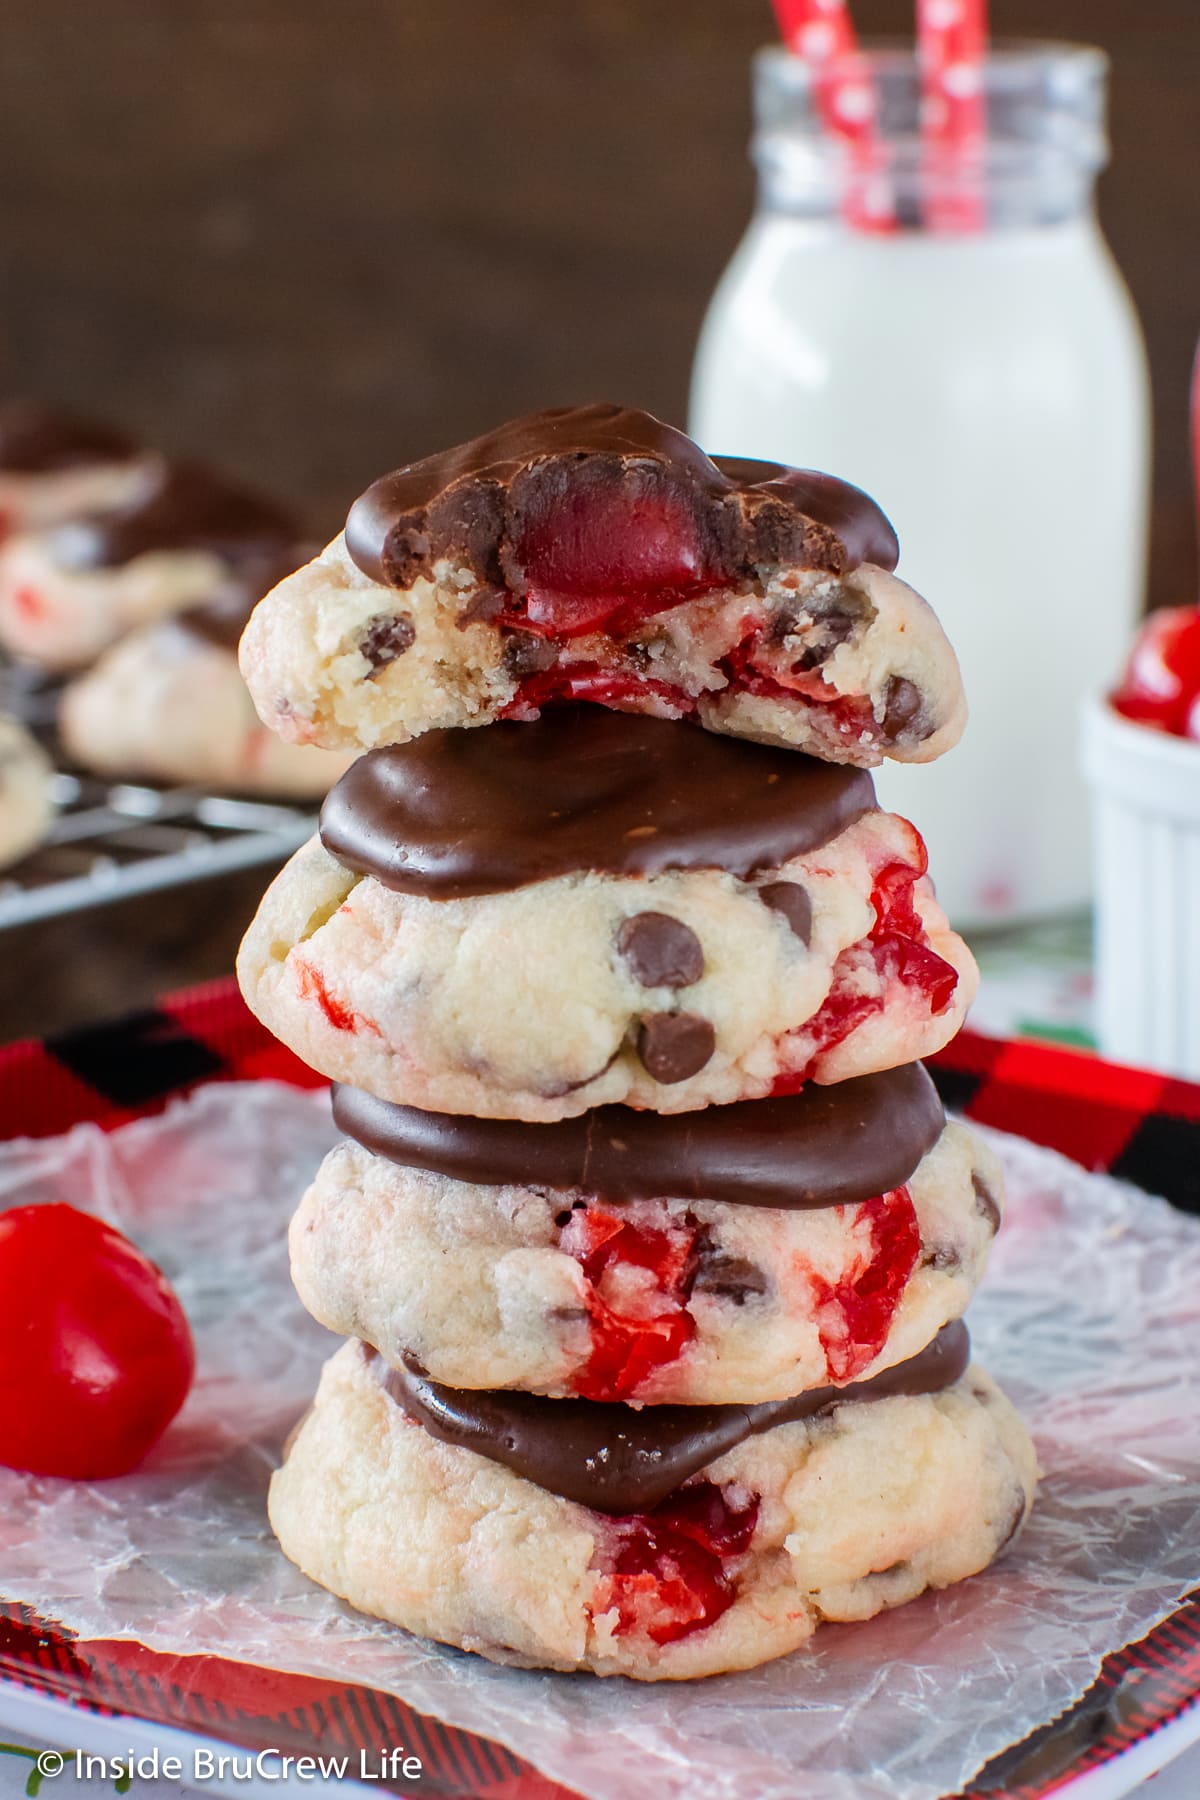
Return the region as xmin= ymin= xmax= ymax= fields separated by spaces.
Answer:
xmin=917 ymin=0 xmax=988 ymax=230
xmin=770 ymin=0 xmax=895 ymax=232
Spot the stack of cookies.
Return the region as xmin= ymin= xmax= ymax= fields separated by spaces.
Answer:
xmin=237 ymin=406 xmax=1036 ymax=1680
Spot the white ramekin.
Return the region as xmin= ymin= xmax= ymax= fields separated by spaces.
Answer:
xmin=1082 ymin=695 xmax=1200 ymax=1078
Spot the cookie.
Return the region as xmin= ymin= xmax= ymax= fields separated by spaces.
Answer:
xmin=269 ymin=1330 xmax=1037 ymax=1679
xmin=237 ymin=800 xmax=976 ymax=1119
xmin=0 ymin=401 xmax=146 ymax=540
xmin=0 ymin=715 xmax=54 ymax=869
xmin=291 ymin=1093 xmax=1002 ymax=1402
xmin=59 ymin=550 xmax=348 ymax=798
xmin=59 ymin=623 xmax=347 ymax=798
xmin=240 ymin=405 xmax=965 ymax=765
xmin=0 ymin=458 xmax=297 ymax=671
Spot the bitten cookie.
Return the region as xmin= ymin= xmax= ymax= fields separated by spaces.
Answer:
xmin=0 ymin=458 xmax=297 ymax=671
xmin=237 ymin=713 xmax=977 ymax=1120
xmin=0 ymin=402 xmax=146 ymax=540
xmin=292 ymin=1105 xmax=1001 ymax=1403
xmin=0 ymin=715 xmax=54 ymax=868
xmin=240 ymin=405 xmax=965 ymax=766
xmin=60 ymin=551 xmax=349 ymax=798
xmin=269 ymin=1331 xmax=1037 ymax=1680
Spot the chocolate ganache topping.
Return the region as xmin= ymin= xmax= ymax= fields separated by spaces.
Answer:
xmin=175 ymin=542 xmax=315 ymax=653
xmin=368 ymin=1321 xmax=970 ymax=1513
xmin=320 ymin=707 xmax=877 ymax=897
xmin=332 ymin=1063 xmax=944 ymax=1209
xmin=0 ymin=401 xmax=139 ymax=473
xmin=344 ymin=403 xmax=899 ymax=595
xmin=47 ymin=458 xmax=298 ymax=572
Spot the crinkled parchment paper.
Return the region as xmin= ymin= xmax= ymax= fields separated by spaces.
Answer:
xmin=1 ymin=1081 xmax=1198 ymax=1800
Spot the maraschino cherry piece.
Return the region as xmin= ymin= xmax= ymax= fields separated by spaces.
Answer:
xmin=560 ymin=1205 xmax=698 ymax=1401
xmin=0 ymin=1203 xmax=195 ymax=1478
xmin=512 ymin=477 xmax=720 ymax=637
xmin=594 ymin=1479 xmax=760 ymax=1646
xmin=811 ymin=1187 xmax=921 ymax=1383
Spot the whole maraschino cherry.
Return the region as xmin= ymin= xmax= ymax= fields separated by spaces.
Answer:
xmin=1110 ymin=605 xmax=1200 ymax=740
xmin=0 ymin=1203 xmax=194 ymax=1478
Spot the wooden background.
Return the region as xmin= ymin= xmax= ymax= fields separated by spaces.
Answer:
xmin=0 ymin=0 xmax=1197 ymax=1036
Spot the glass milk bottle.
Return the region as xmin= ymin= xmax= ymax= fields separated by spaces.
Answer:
xmin=691 ymin=45 xmax=1150 ymax=929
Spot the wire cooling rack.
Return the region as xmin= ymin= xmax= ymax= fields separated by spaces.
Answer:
xmin=0 ymin=664 xmax=315 ymax=932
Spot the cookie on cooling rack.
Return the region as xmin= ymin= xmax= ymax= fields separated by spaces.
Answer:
xmin=0 ymin=401 xmax=146 ymax=541
xmin=0 ymin=459 xmax=298 ymax=672
xmin=59 ymin=549 xmax=349 ymax=798
xmin=0 ymin=714 xmax=54 ymax=869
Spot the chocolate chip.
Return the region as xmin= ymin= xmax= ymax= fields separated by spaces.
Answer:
xmin=773 ymin=586 xmax=864 ymax=669
xmin=996 ymin=1486 xmax=1028 ymax=1551
xmin=690 ymin=1254 xmax=769 ymax=1305
xmin=921 ymin=1243 xmax=961 ymax=1271
xmin=617 ymin=912 xmax=704 ymax=988
xmin=758 ymin=881 xmax=813 ymax=946
xmin=456 ymin=584 xmax=506 ymax=629
xmin=882 ymin=675 xmax=923 ymax=738
xmin=538 ymin=1046 xmax=622 ymax=1098
xmin=359 ymin=611 xmax=415 ymax=676
xmin=795 ymin=613 xmax=860 ymax=672
xmin=972 ymin=1172 xmax=1002 ymax=1234
xmin=636 ymin=1012 xmax=715 ymax=1083
xmin=502 ymin=630 xmax=558 ymax=677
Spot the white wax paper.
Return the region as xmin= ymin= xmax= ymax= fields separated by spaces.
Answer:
xmin=0 ymin=1080 xmax=1198 ymax=1800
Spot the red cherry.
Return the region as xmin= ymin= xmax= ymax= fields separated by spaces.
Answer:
xmin=501 ymin=662 xmax=691 ymax=719
xmin=0 ymin=1203 xmax=195 ymax=1478
xmin=809 ymin=1187 xmax=921 ymax=1382
xmin=559 ymin=1205 xmax=698 ymax=1401
xmin=593 ymin=1480 xmax=760 ymax=1646
xmin=780 ymin=854 xmax=959 ymax=1091
xmin=1111 ymin=607 xmax=1200 ymax=737
xmin=12 ymin=586 xmax=44 ymax=622
xmin=515 ymin=488 xmax=719 ymax=637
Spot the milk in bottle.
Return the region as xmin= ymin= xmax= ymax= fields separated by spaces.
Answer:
xmin=691 ymin=45 xmax=1150 ymax=927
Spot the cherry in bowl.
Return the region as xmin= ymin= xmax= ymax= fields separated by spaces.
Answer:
xmin=1110 ymin=605 xmax=1200 ymax=740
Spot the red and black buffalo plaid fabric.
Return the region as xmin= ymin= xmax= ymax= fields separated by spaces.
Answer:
xmin=0 ymin=976 xmax=1196 ymax=1799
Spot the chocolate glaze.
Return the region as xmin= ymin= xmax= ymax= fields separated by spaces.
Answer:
xmin=344 ymin=403 xmax=899 ymax=594
xmin=369 ymin=1320 xmax=969 ymax=1512
xmin=175 ymin=543 xmax=314 ymax=652
xmin=47 ymin=458 xmax=297 ymax=572
xmin=331 ymin=1062 xmax=945 ymax=1209
xmin=0 ymin=402 xmax=139 ymax=473
xmin=319 ymin=707 xmax=877 ymax=897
